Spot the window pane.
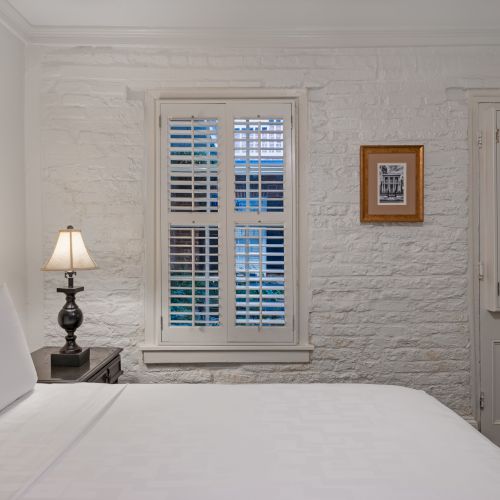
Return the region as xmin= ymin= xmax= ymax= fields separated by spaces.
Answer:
xmin=234 ymin=118 xmax=284 ymax=213
xmin=169 ymin=225 xmax=220 ymax=326
xmin=235 ymin=225 xmax=285 ymax=327
xmin=168 ymin=118 xmax=219 ymax=212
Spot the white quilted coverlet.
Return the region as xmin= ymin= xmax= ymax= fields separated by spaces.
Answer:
xmin=3 ymin=383 xmax=500 ymax=499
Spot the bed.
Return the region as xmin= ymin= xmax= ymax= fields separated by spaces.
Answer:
xmin=1 ymin=287 xmax=500 ymax=499
xmin=2 ymin=383 xmax=500 ymax=500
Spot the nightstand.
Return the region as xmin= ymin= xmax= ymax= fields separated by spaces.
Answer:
xmin=31 ymin=347 xmax=123 ymax=384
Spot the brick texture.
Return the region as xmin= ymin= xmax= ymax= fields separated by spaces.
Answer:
xmin=38 ymin=45 xmax=500 ymax=419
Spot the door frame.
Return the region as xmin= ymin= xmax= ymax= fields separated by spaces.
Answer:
xmin=468 ymin=89 xmax=500 ymax=428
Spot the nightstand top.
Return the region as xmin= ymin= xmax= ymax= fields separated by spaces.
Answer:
xmin=31 ymin=346 xmax=123 ymax=383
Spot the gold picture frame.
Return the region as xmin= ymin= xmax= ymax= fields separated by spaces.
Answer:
xmin=360 ymin=145 xmax=424 ymax=223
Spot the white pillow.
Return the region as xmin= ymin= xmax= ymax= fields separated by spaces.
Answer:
xmin=0 ymin=284 xmax=37 ymax=411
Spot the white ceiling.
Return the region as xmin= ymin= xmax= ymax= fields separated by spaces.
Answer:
xmin=7 ymin=0 xmax=500 ymax=30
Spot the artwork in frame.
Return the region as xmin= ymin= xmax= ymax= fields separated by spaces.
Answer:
xmin=360 ymin=145 xmax=424 ymax=222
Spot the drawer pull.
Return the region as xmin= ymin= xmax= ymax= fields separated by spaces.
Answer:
xmin=87 ymin=356 xmax=122 ymax=383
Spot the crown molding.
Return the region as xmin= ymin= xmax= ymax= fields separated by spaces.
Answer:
xmin=1 ymin=0 xmax=500 ymax=49
xmin=0 ymin=0 xmax=30 ymax=42
xmin=25 ymin=26 xmax=500 ymax=49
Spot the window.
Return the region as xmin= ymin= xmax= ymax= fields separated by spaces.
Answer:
xmin=143 ymin=92 xmax=311 ymax=363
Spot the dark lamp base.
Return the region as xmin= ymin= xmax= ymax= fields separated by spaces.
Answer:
xmin=51 ymin=348 xmax=90 ymax=367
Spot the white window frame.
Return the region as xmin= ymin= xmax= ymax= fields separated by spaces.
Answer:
xmin=141 ymin=88 xmax=312 ymax=363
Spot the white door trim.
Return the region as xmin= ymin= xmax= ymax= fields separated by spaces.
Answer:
xmin=468 ymin=89 xmax=500 ymax=427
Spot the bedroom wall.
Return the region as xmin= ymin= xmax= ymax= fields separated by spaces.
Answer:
xmin=33 ymin=44 xmax=500 ymax=419
xmin=0 ymin=24 xmax=27 ymax=337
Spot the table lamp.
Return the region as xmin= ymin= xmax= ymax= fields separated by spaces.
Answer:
xmin=42 ymin=225 xmax=97 ymax=367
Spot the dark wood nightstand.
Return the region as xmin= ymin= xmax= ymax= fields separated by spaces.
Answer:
xmin=31 ymin=347 xmax=123 ymax=384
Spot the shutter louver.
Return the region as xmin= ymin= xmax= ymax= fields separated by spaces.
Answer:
xmin=168 ymin=117 xmax=219 ymax=213
xmin=235 ymin=225 xmax=286 ymax=327
xmin=169 ymin=225 xmax=220 ymax=327
xmin=234 ymin=118 xmax=284 ymax=213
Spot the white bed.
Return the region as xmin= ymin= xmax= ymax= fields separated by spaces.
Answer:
xmin=2 ymin=382 xmax=500 ymax=500
xmin=1 ymin=284 xmax=500 ymax=499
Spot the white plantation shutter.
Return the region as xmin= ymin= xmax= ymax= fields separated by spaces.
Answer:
xmin=234 ymin=118 xmax=285 ymax=213
xmin=168 ymin=117 xmax=219 ymax=212
xmin=168 ymin=225 xmax=220 ymax=326
xmin=228 ymin=102 xmax=294 ymax=343
xmin=161 ymin=100 xmax=294 ymax=345
xmin=161 ymin=103 xmax=226 ymax=344
xmin=235 ymin=225 xmax=286 ymax=326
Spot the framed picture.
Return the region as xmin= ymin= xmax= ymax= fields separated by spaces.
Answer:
xmin=360 ymin=145 xmax=424 ymax=222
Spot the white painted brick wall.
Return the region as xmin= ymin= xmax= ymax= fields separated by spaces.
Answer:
xmin=37 ymin=45 xmax=500 ymax=419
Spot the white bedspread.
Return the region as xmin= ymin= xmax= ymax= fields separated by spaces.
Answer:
xmin=0 ymin=384 xmax=125 ymax=500
xmin=2 ymin=383 xmax=498 ymax=500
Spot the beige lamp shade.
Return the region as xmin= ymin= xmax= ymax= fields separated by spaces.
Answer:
xmin=42 ymin=226 xmax=97 ymax=272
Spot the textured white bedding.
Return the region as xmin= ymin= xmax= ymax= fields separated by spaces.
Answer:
xmin=2 ymin=383 xmax=500 ymax=500
xmin=0 ymin=384 xmax=125 ymax=500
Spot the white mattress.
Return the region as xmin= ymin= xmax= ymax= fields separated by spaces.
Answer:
xmin=2 ymin=383 xmax=500 ymax=500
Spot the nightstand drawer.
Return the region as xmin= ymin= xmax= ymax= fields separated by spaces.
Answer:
xmin=32 ymin=347 xmax=123 ymax=383
xmin=88 ymin=356 xmax=123 ymax=384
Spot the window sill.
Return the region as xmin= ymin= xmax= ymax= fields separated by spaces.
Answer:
xmin=140 ymin=344 xmax=314 ymax=364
